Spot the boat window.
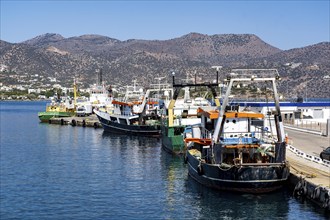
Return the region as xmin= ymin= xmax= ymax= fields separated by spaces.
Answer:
xmin=232 ymin=119 xmax=236 ymax=124
xmin=226 ymin=120 xmax=229 ymax=123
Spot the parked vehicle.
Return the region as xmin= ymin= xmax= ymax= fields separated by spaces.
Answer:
xmin=320 ymin=147 xmax=330 ymax=161
xmin=76 ymin=104 xmax=93 ymax=117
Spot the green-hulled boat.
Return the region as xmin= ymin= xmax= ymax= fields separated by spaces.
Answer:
xmin=39 ymin=81 xmax=78 ymax=122
xmin=161 ymin=119 xmax=186 ymax=154
xmin=38 ymin=102 xmax=75 ymax=122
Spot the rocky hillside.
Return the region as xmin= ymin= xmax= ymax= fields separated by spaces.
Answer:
xmin=1 ymin=33 xmax=329 ymax=98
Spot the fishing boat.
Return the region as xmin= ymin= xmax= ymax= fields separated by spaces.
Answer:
xmin=161 ymin=71 xmax=220 ymax=154
xmin=94 ymin=87 xmax=162 ymax=137
xmin=38 ymin=78 xmax=80 ymax=122
xmin=38 ymin=94 xmax=75 ymax=122
xmin=38 ymin=101 xmax=75 ymax=122
xmin=184 ymin=69 xmax=290 ymax=193
xmin=76 ymin=69 xmax=113 ymax=116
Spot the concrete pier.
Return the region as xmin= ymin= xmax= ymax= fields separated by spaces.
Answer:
xmin=48 ymin=115 xmax=102 ymax=128
xmin=285 ymin=127 xmax=330 ymax=210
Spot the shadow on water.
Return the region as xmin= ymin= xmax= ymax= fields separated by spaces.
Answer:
xmin=185 ymin=175 xmax=290 ymax=219
xmin=185 ymin=172 xmax=329 ymax=219
xmin=158 ymin=150 xmax=329 ymax=219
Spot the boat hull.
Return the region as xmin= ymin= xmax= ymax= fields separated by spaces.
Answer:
xmin=186 ymin=150 xmax=290 ymax=193
xmin=161 ymin=125 xmax=186 ymax=154
xmin=97 ymin=115 xmax=161 ymax=137
xmin=38 ymin=111 xmax=74 ymax=122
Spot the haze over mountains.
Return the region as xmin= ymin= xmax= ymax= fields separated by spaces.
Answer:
xmin=0 ymin=32 xmax=329 ymax=98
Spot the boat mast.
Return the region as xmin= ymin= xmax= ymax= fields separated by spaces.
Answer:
xmin=213 ymin=78 xmax=234 ymax=143
xmin=73 ymin=78 xmax=77 ymax=107
xmin=212 ymin=69 xmax=285 ymax=144
xmin=167 ymin=71 xmax=220 ymax=127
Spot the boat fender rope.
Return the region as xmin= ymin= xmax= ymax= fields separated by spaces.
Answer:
xmin=217 ymin=164 xmax=233 ymax=171
xmin=197 ymin=160 xmax=203 ymax=176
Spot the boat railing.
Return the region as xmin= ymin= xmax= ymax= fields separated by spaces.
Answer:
xmin=221 ymin=128 xmax=277 ymax=144
xmin=46 ymin=103 xmax=69 ymax=112
xmin=187 ymin=124 xmax=212 ymax=140
xmin=254 ymin=126 xmax=278 ymax=143
xmin=222 ymin=131 xmax=260 ymax=145
xmin=111 ymin=111 xmax=136 ymax=117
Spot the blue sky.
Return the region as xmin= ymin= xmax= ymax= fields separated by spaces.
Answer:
xmin=1 ymin=0 xmax=329 ymax=50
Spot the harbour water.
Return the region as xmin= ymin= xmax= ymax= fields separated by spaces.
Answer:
xmin=0 ymin=101 xmax=328 ymax=219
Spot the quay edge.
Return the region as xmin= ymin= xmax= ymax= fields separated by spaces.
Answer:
xmin=289 ymin=173 xmax=330 ymax=211
xmin=47 ymin=116 xmax=102 ymax=128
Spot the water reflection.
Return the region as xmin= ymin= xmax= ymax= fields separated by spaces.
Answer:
xmin=1 ymin=101 xmax=328 ymax=219
xmin=185 ymin=175 xmax=292 ymax=219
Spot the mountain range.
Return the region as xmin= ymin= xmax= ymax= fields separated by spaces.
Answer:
xmin=0 ymin=32 xmax=329 ymax=98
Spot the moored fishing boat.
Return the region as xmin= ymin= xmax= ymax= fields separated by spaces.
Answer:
xmin=94 ymin=88 xmax=161 ymax=137
xmin=76 ymin=69 xmax=113 ymax=116
xmin=161 ymin=71 xmax=220 ymax=154
xmin=38 ymin=96 xmax=75 ymax=122
xmin=38 ymin=79 xmax=79 ymax=122
xmin=184 ymin=69 xmax=290 ymax=193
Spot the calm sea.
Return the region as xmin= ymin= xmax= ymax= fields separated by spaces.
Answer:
xmin=0 ymin=101 xmax=328 ymax=219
